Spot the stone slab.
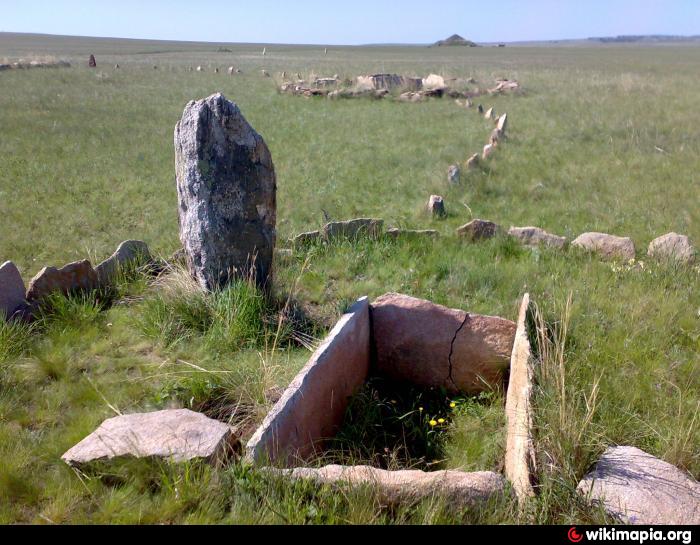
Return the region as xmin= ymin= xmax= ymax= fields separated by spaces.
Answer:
xmin=246 ymin=297 xmax=371 ymax=465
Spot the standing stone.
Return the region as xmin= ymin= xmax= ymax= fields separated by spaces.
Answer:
xmin=26 ymin=260 xmax=98 ymax=303
xmin=457 ymin=219 xmax=502 ymax=241
xmin=572 ymin=232 xmax=635 ymax=261
xmin=466 ymin=153 xmax=480 ymax=170
xmin=448 ymin=164 xmax=460 ymax=184
xmin=484 ymin=107 xmax=494 ymax=120
xmin=647 ymin=232 xmax=695 ymax=264
xmin=477 ymin=104 xmax=484 ymax=114
xmin=427 ymin=195 xmax=446 ymax=217
xmin=228 ymin=66 xmax=235 ymax=75
xmin=578 ymin=446 xmax=700 ymax=525
xmin=88 ymin=54 xmax=96 ymax=68
xmin=482 ymin=143 xmax=495 ymax=160
xmin=174 ymin=93 xmax=276 ymax=291
xmin=0 ymin=261 xmax=26 ymax=320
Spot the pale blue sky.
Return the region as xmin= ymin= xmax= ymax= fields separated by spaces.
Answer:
xmin=1 ymin=0 xmax=698 ymax=45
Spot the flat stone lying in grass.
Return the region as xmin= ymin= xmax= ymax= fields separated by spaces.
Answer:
xmin=385 ymin=228 xmax=439 ymax=240
xmin=457 ymin=219 xmax=502 ymax=241
xmin=322 ymin=218 xmax=384 ymax=241
xmin=26 ymin=259 xmax=98 ymax=303
xmin=0 ymin=261 xmax=26 ymax=320
xmin=508 ymin=226 xmax=567 ymax=249
xmin=62 ymin=409 xmax=241 ymax=468
xmin=95 ymin=240 xmax=152 ymax=287
xmin=246 ymin=297 xmax=371 ymax=465
xmin=505 ymin=294 xmax=537 ymax=503
xmin=572 ymin=232 xmax=636 ymax=261
xmin=578 ymin=446 xmax=700 ymax=525
xmin=371 ymin=293 xmax=516 ymax=394
xmin=647 ymin=232 xmax=695 ymax=264
xmin=290 ymin=230 xmax=322 ymax=247
xmin=276 ymin=465 xmax=506 ymax=508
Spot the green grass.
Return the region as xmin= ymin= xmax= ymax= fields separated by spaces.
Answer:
xmin=0 ymin=34 xmax=698 ymax=524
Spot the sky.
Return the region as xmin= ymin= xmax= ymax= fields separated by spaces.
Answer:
xmin=1 ymin=0 xmax=699 ymax=45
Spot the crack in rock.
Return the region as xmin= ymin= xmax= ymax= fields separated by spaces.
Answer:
xmin=447 ymin=314 xmax=470 ymax=389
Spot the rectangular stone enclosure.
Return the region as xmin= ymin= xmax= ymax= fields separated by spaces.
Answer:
xmin=245 ymin=294 xmax=536 ymax=502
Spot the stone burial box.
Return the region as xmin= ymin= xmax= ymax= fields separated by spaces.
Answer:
xmin=245 ymin=293 xmax=538 ymax=506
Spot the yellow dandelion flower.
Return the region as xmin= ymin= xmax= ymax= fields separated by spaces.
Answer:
xmin=450 ymin=402 xmax=456 ymax=408
xmin=429 ymin=420 xmax=437 ymax=427
xmin=438 ymin=418 xmax=445 ymax=424
xmin=419 ymin=407 xmax=424 ymax=412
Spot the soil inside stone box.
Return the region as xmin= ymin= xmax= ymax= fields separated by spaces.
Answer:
xmin=314 ymin=376 xmax=491 ymax=472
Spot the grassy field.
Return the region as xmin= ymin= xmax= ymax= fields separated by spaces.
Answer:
xmin=0 ymin=33 xmax=698 ymax=524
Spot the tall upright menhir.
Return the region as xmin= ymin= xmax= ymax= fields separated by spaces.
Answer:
xmin=174 ymin=93 xmax=277 ymax=291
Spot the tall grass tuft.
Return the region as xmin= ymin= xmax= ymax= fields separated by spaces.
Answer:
xmin=530 ymin=294 xmax=608 ymax=522
xmin=135 ymin=266 xmax=266 ymax=353
xmin=0 ymin=318 xmax=34 ymax=365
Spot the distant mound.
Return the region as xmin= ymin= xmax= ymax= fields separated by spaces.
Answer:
xmin=434 ymin=34 xmax=478 ymax=47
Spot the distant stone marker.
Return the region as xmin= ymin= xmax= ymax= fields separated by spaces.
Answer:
xmin=174 ymin=93 xmax=277 ymax=291
xmin=466 ymin=153 xmax=480 ymax=170
xmin=427 ymin=195 xmax=446 ymax=217
xmin=497 ymin=113 xmax=508 ymax=133
xmin=448 ymin=164 xmax=461 ymax=184
xmin=482 ymin=143 xmax=495 ymax=159
xmin=0 ymin=261 xmax=26 ymax=320
xmin=88 ymin=54 xmax=96 ymax=68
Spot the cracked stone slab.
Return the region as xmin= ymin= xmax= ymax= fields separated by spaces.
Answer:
xmin=246 ymin=297 xmax=371 ymax=465
xmin=370 ymin=293 xmax=516 ymax=394
xmin=62 ymin=409 xmax=241 ymax=467
xmin=505 ymin=294 xmax=537 ymax=503
xmin=578 ymin=446 xmax=700 ymax=525
xmin=274 ymin=465 xmax=506 ymax=508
